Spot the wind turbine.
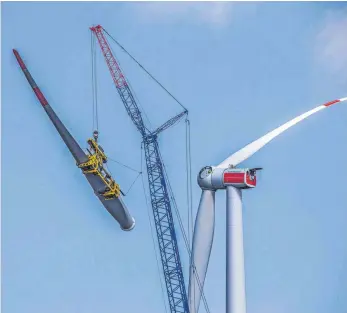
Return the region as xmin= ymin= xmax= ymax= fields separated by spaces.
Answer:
xmin=188 ymin=97 xmax=347 ymax=313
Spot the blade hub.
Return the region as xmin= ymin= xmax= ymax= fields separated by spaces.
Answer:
xmin=197 ymin=166 xmax=225 ymax=190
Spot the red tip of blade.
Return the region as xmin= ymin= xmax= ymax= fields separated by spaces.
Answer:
xmin=13 ymin=49 xmax=26 ymax=70
xmin=324 ymin=99 xmax=340 ymax=107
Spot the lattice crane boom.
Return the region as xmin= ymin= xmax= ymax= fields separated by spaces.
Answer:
xmin=91 ymin=25 xmax=189 ymax=313
xmin=91 ymin=25 xmax=147 ymax=136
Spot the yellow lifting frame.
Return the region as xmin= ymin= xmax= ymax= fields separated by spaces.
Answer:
xmin=78 ymin=138 xmax=121 ymax=200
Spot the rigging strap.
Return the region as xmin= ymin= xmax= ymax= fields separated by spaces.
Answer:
xmin=105 ymin=157 xmax=142 ymax=197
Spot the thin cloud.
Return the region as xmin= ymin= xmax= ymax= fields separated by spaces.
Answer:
xmin=132 ymin=2 xmax=234 ymax=27
xmin=315 ymin=11 xmax=347 ymax=74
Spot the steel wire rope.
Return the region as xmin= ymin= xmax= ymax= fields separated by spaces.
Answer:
xmin=94 ymin=38 xmax=99 ymax=132
xmin=91 ymin=31 xmax=100 ymax=133
xmin=91 ymin=31 xmax=96 ymax=132
xmin=100 ymin=26 xmax=211 ymax=313
xmin=108 ymin=157 xmax=141 ymax=173
xmin=108 ymin=43 xmax=152 ymax=132
xmin=122 ymin=172 xmax=142 ymax=195
xmin=104 ymin=158 xmax=142 ymax=196
xmin=103 ymin=28 xmax=187 ymax=112
xmin=159 ymin=145 xmax=211 ymax=313
xmin=185 ymin=117 xmax=194 ymax=247
xmin=185 ymin=116 xmax=196 ymax=311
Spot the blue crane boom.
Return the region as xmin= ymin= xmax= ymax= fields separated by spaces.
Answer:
xmin=91 ymin=25 xmax=189 ymax=313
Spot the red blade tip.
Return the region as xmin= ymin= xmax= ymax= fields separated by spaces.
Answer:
xmin=324 ymin=99 xmax=340 ymax=107
xmin=12 ymin=49 xmax=26 ymax=70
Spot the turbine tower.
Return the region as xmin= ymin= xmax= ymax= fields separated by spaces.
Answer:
xmin=188 ymin=97 xmax=347 ymax=313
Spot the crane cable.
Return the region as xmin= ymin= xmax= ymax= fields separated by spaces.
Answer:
xmin=139 ymin=119 xmax=211 ymax=313
xmin=102 ymin=28 xmax=196 ymax=259
xmin=91 ymin=31 xmax=99 ymax=133
xmin=91 ymin=31 xmax=142 ymax=196
xmin=103 ymin=28 xmax=188 ymax=112
xmin=101 ymin=27 xmax=210 ymax=313
xmin=104 ymin=158 xmax=142 ymax=196
xmin=186 ymin=117 xmax=193 ymax=249
xmin=185 ymin=116 xmax=196 ymax=311
xmin=159 ymin=139 xmax=211 ymax=313
xmin=108 ymin=157 xmax=141 ymax=173
xmin=107 ymin=42 xmax=153 ymax=131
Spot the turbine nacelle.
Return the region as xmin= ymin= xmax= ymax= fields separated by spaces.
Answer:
xmin=198 ymin=166 xmax=261 ymax=190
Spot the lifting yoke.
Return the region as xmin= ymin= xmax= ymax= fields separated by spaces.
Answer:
xmin=78 ymin=131 xmax=121 ymax=200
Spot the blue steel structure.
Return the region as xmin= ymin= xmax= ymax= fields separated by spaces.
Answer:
xmin=91 ymin=25 xmax=189 ymax=313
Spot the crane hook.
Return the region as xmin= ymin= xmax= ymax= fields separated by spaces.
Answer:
xmin=93 ymin=130 xmax=99 ymax=142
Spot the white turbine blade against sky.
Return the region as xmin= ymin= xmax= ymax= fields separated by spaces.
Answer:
xmin=217 ymin=97 xmax=347 ymax=168
xmin=188 ymin=190 xmax=216 ymax=313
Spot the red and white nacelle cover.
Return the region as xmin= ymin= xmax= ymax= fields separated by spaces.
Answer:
xmin=197 ymin=166 xmax=261 ymax=190
xmin=223 ymin=168 xmax=257 ymax=189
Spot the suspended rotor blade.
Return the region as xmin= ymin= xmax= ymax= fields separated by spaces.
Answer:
xmin=217 ymin=97 xmax=347 ymax=168
xmin=85 ymin=173 xmax=135 ymax=231
xmin=13 ymin=49 xmax=135 ymax=231
xmin=189 ymin=189 xmax=216 ymax=313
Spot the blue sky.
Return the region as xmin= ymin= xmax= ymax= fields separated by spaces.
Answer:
xmin=2 ymin=2 xmax=347 ymax=313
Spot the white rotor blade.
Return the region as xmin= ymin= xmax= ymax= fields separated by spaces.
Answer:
xmin=189 ymin=189 xmax=216 ymax=313
xmin=218 ymin=97 xmax=347 ymax=168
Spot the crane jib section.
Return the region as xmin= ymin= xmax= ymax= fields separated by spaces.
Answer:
xmin=91 ymin=25 xmax=146 ymax=136
xmin=144 ymin=136 xmax=189 ymax=313
xmin=90 ymin=25 xmax=190 ymax=313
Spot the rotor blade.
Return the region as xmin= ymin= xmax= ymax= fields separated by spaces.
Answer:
xmin=189 ymin=189 xmax=215 ymax=313
xmin=13 ymin=49 xmax=135 ymax=231
xmin=217 ymin=97 xmax=347 ymax=168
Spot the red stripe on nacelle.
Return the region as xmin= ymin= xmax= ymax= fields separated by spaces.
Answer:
xmin=224 ymin=173 xmax=245 ymax=184
xmin=324 ymin=99 xmax=339 ymax=107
